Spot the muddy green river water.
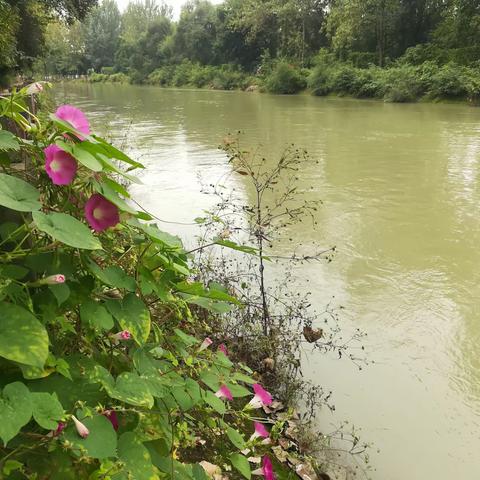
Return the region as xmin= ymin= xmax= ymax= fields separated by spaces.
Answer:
xmin=58 ymin=83 xmax=480 ymax=480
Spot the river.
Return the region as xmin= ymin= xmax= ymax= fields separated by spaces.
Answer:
xmin=56 ymin=82 xmax=480 ymax=480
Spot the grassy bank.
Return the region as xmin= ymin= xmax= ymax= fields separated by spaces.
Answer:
xmin=84 ymin=58 xmax=480 ymax=105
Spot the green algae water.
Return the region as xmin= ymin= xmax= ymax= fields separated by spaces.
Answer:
xmin=57 ymin=82 xmax=480 ymax=480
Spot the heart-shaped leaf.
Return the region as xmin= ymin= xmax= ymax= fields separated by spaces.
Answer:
xmin=33 ymin=211 xmax=101 ymax=250
xmin=0 ymin=173 xmax=40 ymax=212
xmin=0 ymin=382 xmax=33 ymax=445
xmin=0 ymin=302 xmax=49 ymax=368
xmin=31 ymin=392 xmax=64 ymax=430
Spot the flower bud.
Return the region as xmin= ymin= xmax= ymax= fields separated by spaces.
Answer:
xmin=42 ymin=274 xmax=66 ymax=285
xmin=71 ymin=415 xmax=89 ymax=438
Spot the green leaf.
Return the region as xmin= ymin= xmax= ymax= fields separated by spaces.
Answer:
xmin=0 ymin=131 xmax=20 ymax=151
xmin=49 ymin=283 xmax=70 ymax=306
xmin=33 ymin=212 xmax=102 ymax=250
xmin=31 ymin=392 xmax=64 ymax=430
xmin=106 ymin=293 xmax=150 ymax=344
xmin=0 ymin=302 xmax=48 ymax=368
xmin=55 ymin=140 xmax=103 ymax=171
xmin=127 ymin=218 xmax=183 ymax=249
xmin=87 ymin=260 xmax=136 ymax=291
xmin=232 ymin=372 xmax=256 ymax=384
xmin=192 ymin=464 xmax=209 ymax=480
xmin=92 ymin=135 xmax=144 ymax=169
xmin=173 ymin=328 xmax=199 ymax=346
xmin=226 ymin=383 xmax=252 ymax=398
xmin=0 ymin=173 xmax=41 ymax=212
xmin=214 ymin=239 xmax=257 ymax=255
xmin=117 ymin=432 xmax=158 ymax=480
xmin=0 ymin=382 xmax=33 ymax=445
xmin=230 ymin=454 xmax=251 ymax=479
xmin=80 ymin=300 xmax=114 ymax=330
xmin=63 ymin=415 xmax=117 ymax=459
xmin=226 ymin=426 xmax=245 ymax=450
xmin=2 ymin=460 xmax=23 ymax=476
xmin=107 ymin=372 xmax=154 ymax=408
xmin=203 ymin=391 xmax=226 ymax=414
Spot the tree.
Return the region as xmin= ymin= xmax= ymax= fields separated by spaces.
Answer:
xmin=174 ymin=0 xmax=219 ymax=65
xmin=327 ymin=0 xmax=401 ymax=66
xmin=84 ymin=0 xmax=121 ymax=71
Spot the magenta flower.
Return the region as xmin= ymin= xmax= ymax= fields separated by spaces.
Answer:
xmin=84 ymin=194 xmax=120 ymax=232
xmin=44 ymin=145 xmax=78 ymax=185
xmin=250 ymin=421 xmax=269 ymax=441
xmin=103 ymin=410 xmax=119 ymax=431
xmin=247 ymin=384 xmax=273 ymax=409
xmin=111 ymin=330 xmax=131 ymax=341
xmin=71 ymin=415 xmax=89 ymax=438
xmin=48 ymin=421 xmax=66 ymax=437
xmin=218 ymin=343 xmax=228 ymax=356
xmin=252 ymin=456 xmax=276 ymax=480
xmin=215 ymin=385 xmax=233 ymax=401
xmin=55 ymin=105 xmax=90 ymax=138
xmin=199 ymin=337 xmax=213 ymax=351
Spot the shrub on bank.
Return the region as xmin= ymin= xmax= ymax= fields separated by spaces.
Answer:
xmin=264 ymin=62 xmax=307 ymax=94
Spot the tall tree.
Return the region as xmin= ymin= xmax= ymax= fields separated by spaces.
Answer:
xmin=174 ymin=0 xmax=218 ymax=64
xmin=327 ymin=0 xmax=400 ymax=66
xmin=84 ymin=0 xmax=121 ymax=71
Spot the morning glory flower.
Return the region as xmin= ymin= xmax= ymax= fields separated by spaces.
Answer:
xmin=48 ymin=421 xmax=66 ymax=437
xmin=215 ymin=384 xmax=233 ymax=401
xmin=71 ymin=415 xmax=89 ymax=438
xmin=44 ymin=145 xmax=78 ymax=185
xmin=199 ymin=337 xmax=213 ymax=351
xmin=84 ymin=194 xmax=120 ymax=232
xmin=103 ymin=410 xmax=119 ymax=431
xmin=247 ymin=384 xmax=273 ymax=409
xmin=218 ymin=343 xmax=228 ymax=356
xmin=252 ymin=456 xmax=276 ymax=480
xmin=55 ymin=104 xmax=90 ymax=138
xmin=250 ymin=421 xmax=269 ymax=441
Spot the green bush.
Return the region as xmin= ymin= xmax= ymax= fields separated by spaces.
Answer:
xmin=100 ymin=66 xmax=115 ymax=75
xmin=307 ymin=65 xmax=331 ymax=96
xmin=264 ymin=62 xmax=307 ymax=94
xmin=382 ymin=65 xmax=424 ymax=102
xmin=428 ymin=63 xmax=470 ymax=99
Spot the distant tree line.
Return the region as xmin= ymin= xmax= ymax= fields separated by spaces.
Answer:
xmin=2 ymin=0 xmax=480 ymax=98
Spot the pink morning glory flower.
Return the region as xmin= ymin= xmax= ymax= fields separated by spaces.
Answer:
xmin=44 ymin=145 xmax=78 ymax=185
xmin=252 ymin=456 xmax=276 ymax=480
xmin=250 ymin=421 xmax=269 ymax=441
xmin=84 ymin=194 xmax=120 ymax=232
xmin=103 ymin=410 xmax=119 ymax=431
xmin=247 ymin=384 xmax=273 ymax=409
xmin=218 ymin=343 xmax=228 ymax=356
xmin=215 ymin=385 xmax=233 ymax=401
xmin=71 ymin=415 xmax=89 ymax=438
xmin=199 ymin=337 xmax=213 ymax=351
xmin=48 ymin=421 xmax=66 ymax=437
xmin=55 ymin=105 xmax=90 ymax=138
xmin=111 ymin=330 xmax=131 ymax=341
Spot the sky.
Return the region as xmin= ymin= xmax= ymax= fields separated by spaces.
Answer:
xmin=114 ymin=0 xmax=224 ymax=20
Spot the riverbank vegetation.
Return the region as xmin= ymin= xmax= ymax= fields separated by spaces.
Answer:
xmin=3 ymin=0 xmax=480 ymax=103
xmin=0 ymin=83 xmax=370 ymax=478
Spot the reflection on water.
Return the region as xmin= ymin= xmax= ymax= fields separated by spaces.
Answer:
xmin=57 ymin=83 xmax=480 ymax=480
